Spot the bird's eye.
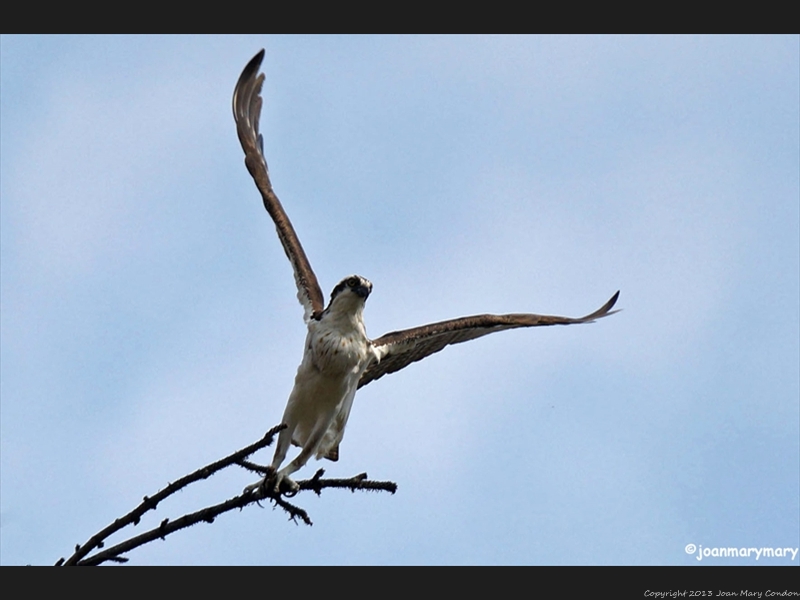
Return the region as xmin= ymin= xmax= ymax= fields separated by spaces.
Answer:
xmin=347 ymin=277 xmax=358 ymax=288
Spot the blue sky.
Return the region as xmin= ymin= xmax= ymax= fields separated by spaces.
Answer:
xmin=1 ymin=35 xmax=798 ymax=565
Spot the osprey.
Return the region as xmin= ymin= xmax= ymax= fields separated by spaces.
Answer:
xmin=233 ymin=50 xmax=620 ymax=494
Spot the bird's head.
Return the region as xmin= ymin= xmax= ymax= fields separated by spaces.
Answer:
xmin=326 ymin=275 xmax=372 ymax=312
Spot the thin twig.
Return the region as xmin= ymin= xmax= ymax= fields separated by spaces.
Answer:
xmin=58 ymin=424 xmax=397 ymax=566
xmin=75 ymin=488 xmax=299 ymax=565
xmin=298 ymin=469 xmax=398 ymax=496
xmin=60 ymin=425 xmax=285 ymax=566
xmin=75 ymin=471 xmax=396 ymax=565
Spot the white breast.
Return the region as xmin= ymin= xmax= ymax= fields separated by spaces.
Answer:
xmin=286 ymin=319 xmax=374 ymax=456
xmin=307 ymin=308 xmax=374 ymax=375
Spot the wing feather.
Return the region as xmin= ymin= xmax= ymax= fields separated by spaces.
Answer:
xmin=233 ymin=50 xmax=325 ymax=322
xmin=358 ymin=291 xmax=620 ymax=388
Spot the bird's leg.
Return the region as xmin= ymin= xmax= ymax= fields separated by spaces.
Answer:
xmin=272 ymin=414 xmax=335 ymax=494
xmin=243 ymin=422 xmax=294 ymax=496
xmin=270 ymin=424 xmax=293 ymax=472
xmin=242 ymin=465 xmax=277 ymax=497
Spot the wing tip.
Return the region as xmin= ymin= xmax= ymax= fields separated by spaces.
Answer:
xmin=236 ymin=49 xmax=265 ymax=89
xmin=243 ymin=49 xmax=265 ymax=78
xmin=608 ymin=289 xmax=620 ymax=309
xmin=585 ymin=290 xmax=621 ymax=321
xmin=233 ymin=49 xmax=266 ymax=118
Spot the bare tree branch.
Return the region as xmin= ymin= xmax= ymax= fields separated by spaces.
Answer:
xmin=57 ymin=425 xmax=396 ymax=566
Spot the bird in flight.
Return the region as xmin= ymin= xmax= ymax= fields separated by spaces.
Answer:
xmin=233 ymin=50 xmax=620 ymax=494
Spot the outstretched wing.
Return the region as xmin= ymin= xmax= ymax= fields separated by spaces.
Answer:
xmin=233 ymin=49 xmax=325 ymax=323
xmin=358 ymin=291 xmax=620 ymax=388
